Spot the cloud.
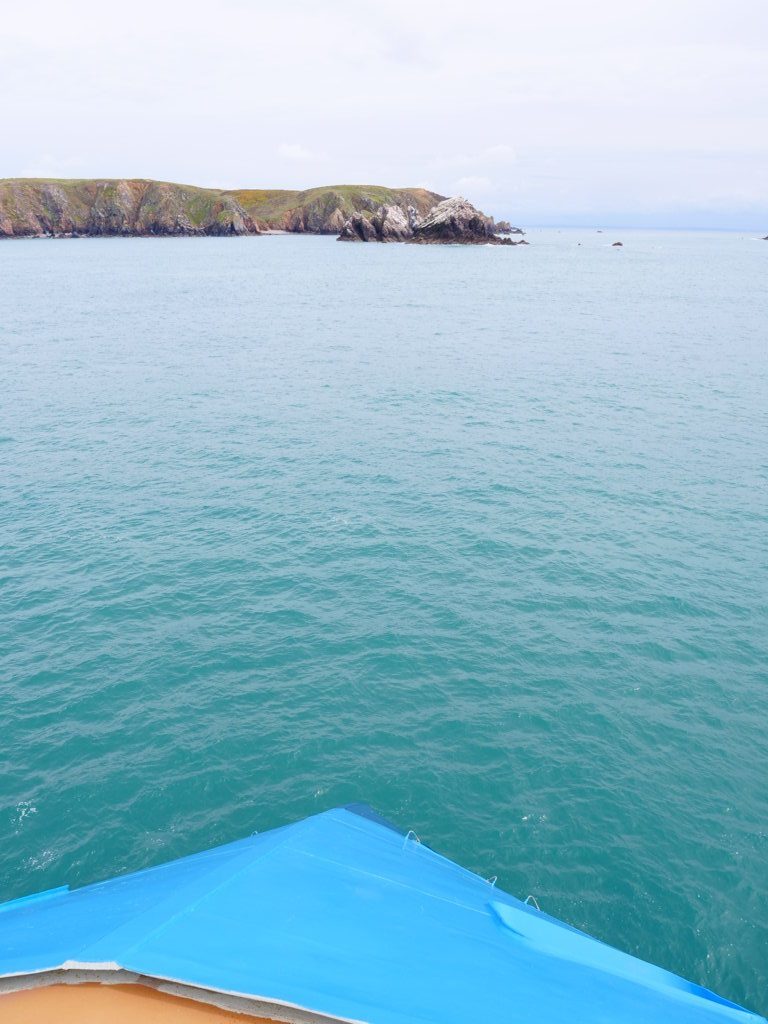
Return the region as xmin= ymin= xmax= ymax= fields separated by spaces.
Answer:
xmin=277 ymin=143 xmax=326 ymax=163
xmin=483 ymin=145 xmax=517 ymax=164
xmin=1 ymin=0 xmax=766 ymax=225
xmin=452 ymin=176 xmax=493 ymax=196
xmin=429 ymin=146 xmax=518 ymax=174
xmin=19 ymin=154 xmax=81 ymax=178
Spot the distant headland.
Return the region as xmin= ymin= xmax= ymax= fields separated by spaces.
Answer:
xmin=0 ymin=178 xmax=523 ymax=244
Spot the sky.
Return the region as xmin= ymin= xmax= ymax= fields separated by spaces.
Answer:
xmin=1 ymin=0 xmax=766 ymax=228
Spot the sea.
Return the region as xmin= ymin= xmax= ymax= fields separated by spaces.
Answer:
xmin=1 ymin=229 xmax=766 ymax=1014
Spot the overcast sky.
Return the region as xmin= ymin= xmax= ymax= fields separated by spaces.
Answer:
xmin=2 ymin=0 xmax=766 ymax=227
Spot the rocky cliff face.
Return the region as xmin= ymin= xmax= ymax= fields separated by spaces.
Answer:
xmin=0 ymin=181 xmax=522 ymax=243
xmin=338 ymin=204 xmax=414 ymax=242
xmin=0 ymin=180 xmax=444 ymax=239
xmin=412 ymin=197 xmax=512 ymax=244
xmin=0 ymin=180 xmax=259 ymax=237
xmin=234 ymin=185 xmax=441 ymax=234
xmin=337 ymin=196 xmax=525 ymax=245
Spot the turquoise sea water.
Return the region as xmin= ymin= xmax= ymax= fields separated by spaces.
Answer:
xmin=1 ymin=230 xmax=766 ymax=1013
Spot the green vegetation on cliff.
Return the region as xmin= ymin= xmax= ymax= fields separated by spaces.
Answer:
xmin=233 ymin=185 xmax=441 ymax=233
xmin=0 ymin=178 xmax=443 ymax=238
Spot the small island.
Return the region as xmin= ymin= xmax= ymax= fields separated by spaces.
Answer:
xmin=0 ymin=179 xmax=523 ymax=244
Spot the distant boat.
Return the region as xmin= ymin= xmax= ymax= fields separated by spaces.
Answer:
xmin=0 ymin=804 xmax=763 ymax=1023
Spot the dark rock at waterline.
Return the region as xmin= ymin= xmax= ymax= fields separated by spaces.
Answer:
xmin=612 ymin=241 xmax=623 ymax=246
xmin=338 ymin=196 xmax=527 ymax=246
xmin=492 ymin=220 xmax=524 ymax=235
xmin=409 ymin=197 xmax=516 ymax=245
xmin=338 ymin=212 xmax=377 ymax=242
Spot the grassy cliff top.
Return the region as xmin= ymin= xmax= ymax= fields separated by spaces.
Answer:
xmin=231 ymin=184 xmax=442 ymax=221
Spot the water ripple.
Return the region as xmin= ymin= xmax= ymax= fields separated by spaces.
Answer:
xmin=1 ymin=230 xmax=767 ymax=1013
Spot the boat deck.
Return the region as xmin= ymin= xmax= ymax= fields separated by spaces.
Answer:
xmin=0 ymin=983 xmax=280 ymax=1023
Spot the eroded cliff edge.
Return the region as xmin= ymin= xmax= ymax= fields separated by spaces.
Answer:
xmin=0 ymin=179 xmax=444 ymax=238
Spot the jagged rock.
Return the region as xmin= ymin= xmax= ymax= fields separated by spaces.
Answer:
xmin=373 ymin=204 xmax=413 ymax=241
xmin=492 ymin=220 xmax=524 ymax=234
xmin=338 ymin=212 xmax=378 ymax=241
xmin=338 ymin=196 xmax=526 ymax=246
xmin=338 ymin=204 xmax=415 ymax=242
xmin=410 ymin=196 xmax=515 ymax=245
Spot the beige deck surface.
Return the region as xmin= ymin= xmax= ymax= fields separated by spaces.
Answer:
xmin=0 ymin=983 xmax=280 ymax=1023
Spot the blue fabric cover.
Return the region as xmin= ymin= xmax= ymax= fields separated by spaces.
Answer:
xmin=0 ymin=806 xmax=763 ymax=1024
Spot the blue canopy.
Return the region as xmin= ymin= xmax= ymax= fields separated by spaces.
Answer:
xmin=0 ymin=805 xmax=763 ymax=1023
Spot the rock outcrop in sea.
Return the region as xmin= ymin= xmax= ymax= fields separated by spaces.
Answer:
xmin=0 ymin=180 xmax=523 ymax=244
xmin=490 ymin=220 xmax=524 ymax=234
xmin=338 ymin=196 xmax=525 ymax=246
xmin=413 ymin=197 xmax=514 ymax=244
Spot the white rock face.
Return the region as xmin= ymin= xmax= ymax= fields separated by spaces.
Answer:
xmin=412 ymin=196 xmax=497 ymax=243
xmin=338 ymin=196 xmax=519 ymax=245
xmin=338 ymin=203 xmax=414 ymax=242
xmin=406 ymin=205 xmax=422 ymax=230
xmin=375 ymin=204 xmax=412 ymax=241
